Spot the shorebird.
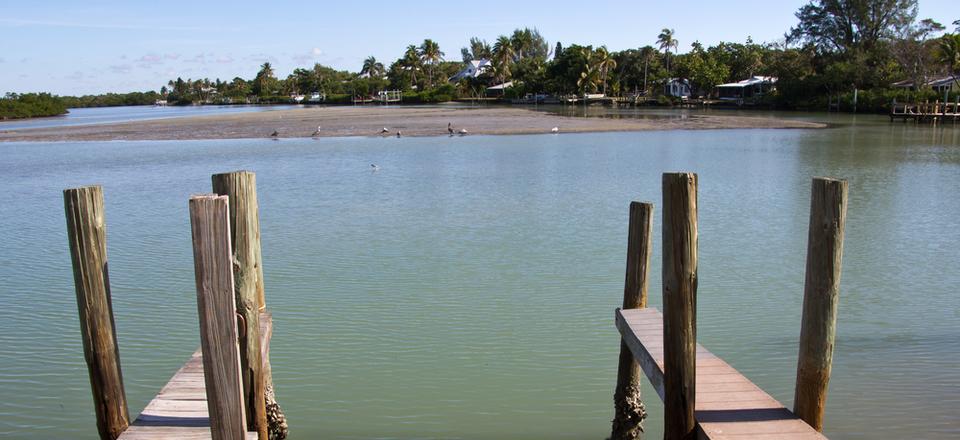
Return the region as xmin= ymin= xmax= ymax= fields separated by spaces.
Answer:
xmin=270 ymin=130 xmax=279 ymax=138
xmin=312 ymin=126 xmax=321 ymax=136
xmin=381 ymin=127 xmax=389 ymax=134
xmin=447 ymin=122 xmax=454 ymax=135
xmin=551 ymin=126 xmax=559 ymax=133
xmin=396 ymin=130 xmax=402 ymax=138
xmin=459 ymin=128 xmax=468 ymax=135
xmin=370 ymin=164 xmax=380 ymax=171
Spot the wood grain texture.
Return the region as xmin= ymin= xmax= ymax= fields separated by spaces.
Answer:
xmin=189 ymin=194 xmax=247 ymax=440
xmin=64 ymin=185 xmax=130 ymax=440
xmin=616 ymin=308 xmax=826 ymax=440
xmin=212 ymin=171 xmax=267 ymax=439
xmin=118 ymin=351 xmax=256 ymax=440
xmin=662 ymin=173 xmax=698 ymax=440
xmin=611 ymin=201 xmax=653 ymax=440
xmin=794 ymin=177 xmax=848 ymax=432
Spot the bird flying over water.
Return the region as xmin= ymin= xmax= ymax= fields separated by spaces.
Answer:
xmin=370 ymin=164 xmax=380 ymax=171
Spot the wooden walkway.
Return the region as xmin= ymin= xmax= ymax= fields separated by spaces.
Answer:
xmin=117 ymin=351 xmax=257 ymax=440
xmin=616 ymin=308 xmax=827 ymax=439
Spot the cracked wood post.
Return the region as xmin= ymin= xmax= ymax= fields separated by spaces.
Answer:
xmin=189 ymin=194 xmax=247 ymax=440
xmin=662 ymin=173 xmax=698 ymax=440
xmin=611 ymin=201 xmax=653 ymax=440
xmin=794 ymin=177 xmax=848 ymax=432
xmin=64 ymin=185 xmax=130 ymax=440
xmin=213 ymin=171 xmax=268 ymax=439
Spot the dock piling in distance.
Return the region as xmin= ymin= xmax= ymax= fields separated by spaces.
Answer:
xmin=661 ymin=173 xmax=698 ymax=440
xmin=611 ymin=202 xmax=653 ymax=440
xmin=189 ymin=194 xmax=248 ymax=440
xmin=794 ymin=177 xmax=848 ymax=431
xmin=212 ymin=171 xmax=268 ymax=439
xmin=64 ymin=185 xmax=130 ymax=440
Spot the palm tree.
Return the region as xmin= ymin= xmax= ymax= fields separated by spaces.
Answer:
xmin=577 ymin=47 xmax=599 ymax=94
xmin=402 ymin=45 xmax=421 ymax=87
xmin=657 ymin=28 xmax=678 ymax=74
xmin=419 ymin=39 xmax=444 ymax=89
xmin=937 ymin=34 xmax=960 ymax=88
xmin=595 ymin=46 xmax=617 ymax=95
xmin=492 ymin=36 xmax=516 ymax=86
xmin=361 ymin=56 xmax=385 ymax=79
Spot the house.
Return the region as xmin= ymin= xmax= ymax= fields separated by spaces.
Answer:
xmin=450 ymin=59 xmax=492 ymax=82
xmin=892 ymin=75 xmax=958 ymax=92
xmin=716 ymin=76 xmax=777 ymax=102
xmin=664 ymin=78 xmax=691 ymax=98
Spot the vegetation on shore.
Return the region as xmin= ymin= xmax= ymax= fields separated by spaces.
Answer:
xmin=159 ymin=0 xmax=959 ymax=113
xmin=0 ymin=93 xmax=68 ymax=120
xmin=4 ymin=0 xmax=958 ymax=119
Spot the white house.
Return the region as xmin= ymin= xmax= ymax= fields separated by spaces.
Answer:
xmin=450 ymin=59 xmax=492 ymax=82
xmin=664 ymin=78 xmax=692 ymax=98
xmin=716 ymin=76 xmax=777 ymax=102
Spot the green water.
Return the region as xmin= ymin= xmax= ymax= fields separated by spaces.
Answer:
xmin=0 ymin=112 xmax=958 ymax=439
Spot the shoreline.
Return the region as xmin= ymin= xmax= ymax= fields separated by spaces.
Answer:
xmin=0 ymin=106 xmax=827 ymax=142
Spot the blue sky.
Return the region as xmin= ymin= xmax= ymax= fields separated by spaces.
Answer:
xmin=2 ymin=0 xmax=956 ymax=95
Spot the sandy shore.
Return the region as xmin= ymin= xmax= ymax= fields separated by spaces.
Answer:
xmin=0 ymin=106 xmax=826 ymax=142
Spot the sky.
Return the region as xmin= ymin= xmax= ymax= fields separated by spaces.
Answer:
xmin=1 ymin=0 xmax=957 ymax=95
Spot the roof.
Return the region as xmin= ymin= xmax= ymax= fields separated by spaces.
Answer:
xmin=892 ymin=75 xmax=958 ymax=88
xmin=486 ymin=81 xmax=514 ymax=90
xmin=717 ymin=76 xmax=778 ymax=88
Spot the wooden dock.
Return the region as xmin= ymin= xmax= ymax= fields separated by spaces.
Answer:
xmin=118 ymin=351 xmax=257 ymax=440
xmin=119 ymin=313 xmax=271 ymax=440
xmin=890 ymin=100 xmax=960 ymax=123
xmin=616 ymin=308 xmax=826 ymax=439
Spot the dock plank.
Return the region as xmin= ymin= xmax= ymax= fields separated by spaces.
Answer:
xmin=118 ymin=350 xmax=256 ymax=440
xmin=615 ymin=308 xmax=827 ymax=440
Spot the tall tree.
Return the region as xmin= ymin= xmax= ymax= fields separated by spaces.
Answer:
xmin=419 ymin=39 xmax=444 ymax=89
xmin=936 ymin=33 xmax=960 ymax=87
xmin=658 ymin=28 xmax=679 ymax=74
xmin=594 ymin=46 xmax=617 ymax=95
xmin=361 ymin=56 xmax=385 ymax=79
xmin=402 ymin=45 xmax=421 ymax=87
xmin=253 ymin=62 xmax=277 ymax=97
xmin=492 ymin=35 xmax=516 ymax=86
xmin=469 ymin=37 xmax=492 ymax=60
xmin=787 ymin=0 xmax=918 ymax=53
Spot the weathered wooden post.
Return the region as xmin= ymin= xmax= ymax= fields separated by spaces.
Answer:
xmin=212 ymin=171 xmax=268 ymax=439
xmin=611 ymin=201 xmax=653 ymax=440
xmin=794 ymin=177 xmax=848 ymax=432
xmin=189 ymin=194 xmax=247 ymax=440
xmin=662 ymin=173 xmax=698 ymax=440
xmin=64 ymin=185 xmax=130 ymax=440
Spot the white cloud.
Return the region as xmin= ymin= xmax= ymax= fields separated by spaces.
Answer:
xmin=311 ymin=47 xmax=323 ymax=57
xmin=109 ymin=64 xmax=133 ymax=74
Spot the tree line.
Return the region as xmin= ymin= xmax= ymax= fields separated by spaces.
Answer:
xmin=4 ymin=0 xmax=958 ymax=119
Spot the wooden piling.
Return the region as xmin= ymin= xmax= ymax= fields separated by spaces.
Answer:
xmin=212 ymin=171 xmax=267 ymax=439
xmin=189 ymin=194 xmax=247 ymax=440
xmin=794 ymin=177 xmax=848 ymax=432
xmin=611 ymin=202 xmax=653 ymax=440
xmin=661 ymin=173 xmax=698 ymax=440
xmin=64 ymin=185 xmax=130 ymax=440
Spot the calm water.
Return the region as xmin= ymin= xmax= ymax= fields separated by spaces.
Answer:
xmin=0 ymin=104 xmax=302 ymax=131
xmin=0 ymin=112 xmax=958 ymax=439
